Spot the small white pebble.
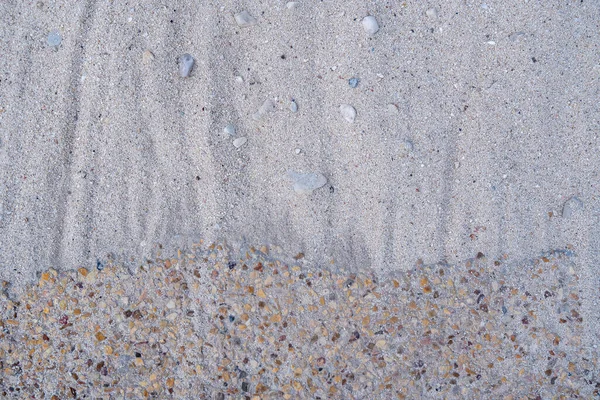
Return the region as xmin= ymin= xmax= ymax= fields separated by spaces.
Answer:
xmin=235 ymin=75 xmax=244 ymax=83
xmin=426 ymin=8 xmax=438 ymax=18
xmin=179 ymin=53 xmax=195 ymax=78
xmin=487 ymin=41 xmax=496 ymax=45
xmin=235 ymin=10 xmax=257 ymax=27
xmin=295 ymin=148 xmax=301 ymax=154
xmin=340 ymin=104 xmax=356 ymax=123
xmin=290 ymin=100 xmax=298 ymax=113
xmin=224 ymin=124 xmax=236 ymax=136
xmin=233 ymin=137 xmax=248 ymax=148
xmin=362 ymin=16 xmax=380 ymax=35
xmin=286 ymin=1 xmax=298 ymax=9
xmin=167 ymin=300 xmax=176 ymax=309
xmin=387 ymin=103 xmax=399 ymax=114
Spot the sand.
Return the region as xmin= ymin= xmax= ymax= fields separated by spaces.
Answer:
xmin=1 ymin=0 xmax=599 ymax=366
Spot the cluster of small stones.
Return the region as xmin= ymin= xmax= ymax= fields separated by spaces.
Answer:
xmin=1 ymin=243 xmax=598 ymax=399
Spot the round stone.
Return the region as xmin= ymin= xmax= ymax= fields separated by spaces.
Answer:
xmin=362 ymin=16 xmax=379 ymax=35
xmin=340 ymin=104 xmax=356 ymax=123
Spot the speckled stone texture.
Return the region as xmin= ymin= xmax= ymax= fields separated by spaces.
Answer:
xmin=1 ymin=242 xmax=597 ymax=399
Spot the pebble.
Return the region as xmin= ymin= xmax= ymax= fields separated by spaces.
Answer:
xmin=47 ymin=31 xmax=61 ymax=47
xmin=233 ymin=137 xmax=248 ymax=148
xmin=142 ymin=50 xmax=155 ymax=63
xmin=290 ymin=100 xmax=298 ymax=113
xmin=235 ymin=11 xmax=257 ymax=27
xmin=0 ymin=244 xmax=590 ymax=398
xmin=399 ymin=140 xmax=414 ymax=157
xmin=253 ymin=99 xmax=276 ymax=121
xmin=223 ymin=124 xmax=236 ymax=136
xmin=235 ymin=75 xmax=244 ymax=83
xmin=348 ymin=78 xmax=359 ymax=88
xmin=286 ymin=2 xmax=299 ymax=9
xmin=362 ymin=16 xmax=379 ymax=35
xmin=426 ymin=8 xmax=438 ymax=18
xmin=288 ymin=171 xmax=328 ymax=194
xmin=179 ymin=53 xmax=194 ymax=78
xmin=387 ymin=103 xmax=399 ymax=114
xmin=339 ymin=104 xmax=356 ymax=123
xmin=561 ymin=196 xmax=584 ymax=218
xmin=295 ymin=148 xmax=301 ymax=154
xmin=509 ymin=31 xmax=526 ymax=42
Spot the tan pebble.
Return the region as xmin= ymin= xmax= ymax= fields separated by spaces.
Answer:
xmin=142 ymin=50 xmax=155 ymax=63
xmin=270 ymin=314 xmax=282 ymax=323
xmin=167 ymin=313 xmax=178 ymax=321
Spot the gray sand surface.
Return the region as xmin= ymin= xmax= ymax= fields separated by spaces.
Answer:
xmin=1 ymin=0 xmax=599 ymax=354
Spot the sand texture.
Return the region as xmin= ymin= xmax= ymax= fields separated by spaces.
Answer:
xmin=1 ymin=0 xmax=600 ymax=383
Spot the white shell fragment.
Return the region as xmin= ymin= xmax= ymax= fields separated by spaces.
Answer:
xmin=426 ymin=8 xmax=438 ymax=18
xmin=253 ymin=99 xmax=276 ymax=120
xmin=179 ymin=54 xmax=194 ymax=77
xmin=233 ymin=137 xmax=248 ymax=148
xmin=562 ymin=196 xmax=583 ymax=218
xmin=340 ymin=104 xmax=356 ymax=123
xmin=235 ymin=11 xmax=257 ymax=27
xmin=387 ymin=103 xmax=399 ymax=114
xmin=288 ymin=171 xmax=328 ymax=194
xmin=362 ymin=16 xmax=380 ymax=35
